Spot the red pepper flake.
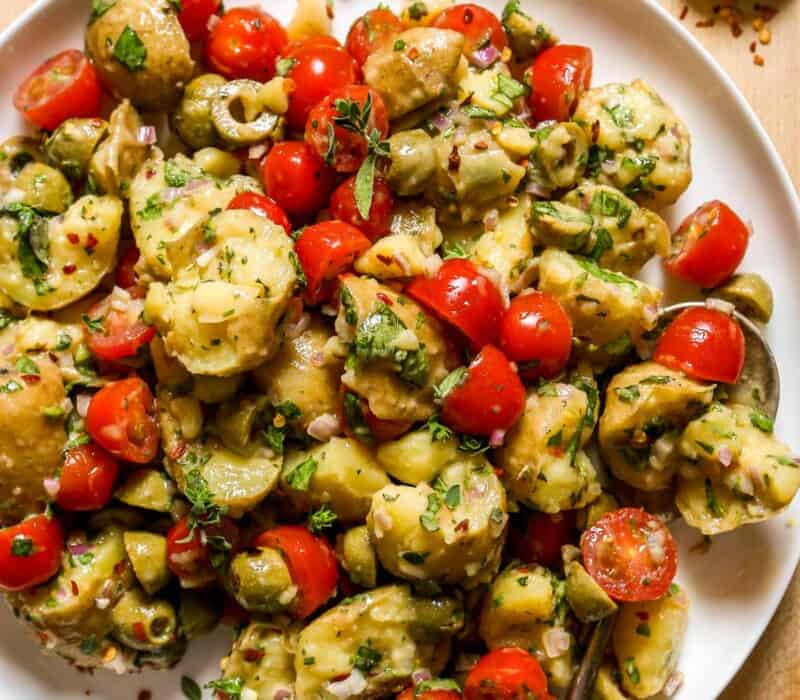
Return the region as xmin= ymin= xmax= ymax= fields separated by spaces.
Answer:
xmin=132 ymin=622 xmax=147 ymax=642
xmin=750 ymin=40 xmax=757 ymax=53
xmin=86 ymin=233 xmax=99 ymax=250
xmin=696 ymin=18 xmax=716 ymax=28
xmin=376 ymin=292 xmax=393 ymax=306
xmin=244 ymin=648 xmax=265 ymax=663
xmin=591 ymin=120 xmax=600 ymax=144
xmin=474 ymin=141 xmax=489 ymax=151
xmin=636 ymin=611 xmax=650 ymax=621
xmin=407 ymin=46 xmax=420 ymax=61
xmin=67 ymin=232 xmax=80 ymax=245
xmin=63 ymin=263 xmax=77 ymax=275
xmin=455 ymin=519 xmax=470 ymax=532
xmin=448 ymin=145 xmax=461 ymax=172
xmin=376 ymin=254 xmax=394 ymax=265
xmin=22 ymin=375 xmax=41 ymax=385
xmin=114 ymin=560 xmax=128 ymax=576
xmin=70 ymin=580 xmax=79 ymax=596
xmin=680 ymin=4 xmax=689 ymax=20
xmin=145 ymin=169 xmax=156 ymax=180
xmin=137 ymin=692 xmax=151 ymax=700
xmin=494 ymin=467 xmax=505 ymax=478
xmin=730 ymin=22 xmax=742 ymax=38
xmin=754 ymin=54 xmax=765 ymax=66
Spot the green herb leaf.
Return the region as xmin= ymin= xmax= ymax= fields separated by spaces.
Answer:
xmin=705 ymin=478 xmax=724 ymax=517
xmin=393 ymin=39 xmax=406 ymax=51
xmin=114 ymin=26 xmax=147 ymax=71
xmin=276 ymin=401 xmax=302 ymax=421
xmin=15 ymin=356 xmax=39 ymax=377
xmin=352 ymin=643 xmax=382 ymax=672
xmin=615 ymin=385 xmax=640 ymax=404
xmin=79 ymin=634 xmax=98 ymax=655
xmin=589 ymin=228 xmax=613 ymax=260
xmin=165 ymin=161 xmax=193 ymax=188
xmin=11 ymin=536 xmax=33 ymax=557
xmin=262 ymin=425 xmax=287 ymax=454
xmin=635 ymin=622 xmax=651 ymax=637
xmin=340 ymin=284 xmax=359 ymax=325
xmin=342 ymin=391 xmax=374 ymax=445
xmin=696 ymin=441 xmax=714 ymax=455
xmin=444 ymin=484 xmax=461 ymax=508
xmin=458 ymin=434 xmax=490 ymax=455
xmin=401 ymin=551 xmax=429 ymax=565
xmin=640 ymin=375 xmax=673 ymax=385
xmin=407 ymin=2 xmax=428 ymax=20
xmin=289 ymin=250 xmax=307 ymax=292
xmin=624 ymin=657 xmax=640 ymax=685
xmin=206 ymin=677 xmax=244 ymax=700
xmin=81 ymin=314 xmax=105 ymax=334
xmin=308 ymin=505 xmax=338 ymax=533
xmin=354 ymin=152 xmax=377 ymax=220
xmin=287 ymin=457 xmax=318 ymax=492
xmin=434 ymin=367 xmax=468 ymax=401
xmin=276 ymin=58 xmax=297 ymax=77
xmin=750 ymin=410 xmax=774 ymax=433
xmin=574 ymin=256 xmax=639 ymax=291
xmin=181 ymin=676 xmax=201 ymax=700
xmin=137 ymin=194 xmax=164 ymax=221
xmin=463 ymin=105 xmax=499 ymax=120
xmin=441 ymin=240 xmax=469 ymax=260
xmin=0 ymin=380 xmax=23 ymax=394
xmin=419 ymin=493 xmax=442 ymax=532
xmin=89 ymin=0 xmax=117 ymax=23
xmin=426 ymin=415 xmax=454 ymax=442
xmin=603 ymin=102 xmax=634 ymax=129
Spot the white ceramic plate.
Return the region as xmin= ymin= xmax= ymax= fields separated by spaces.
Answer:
xmin=0 ymin=1 xmax=798 ymax=698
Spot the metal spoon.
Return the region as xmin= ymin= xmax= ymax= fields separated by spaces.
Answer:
xmin=565 ymin=299 xmax=781 ymax=700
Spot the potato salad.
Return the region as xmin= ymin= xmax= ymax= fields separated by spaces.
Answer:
xmin=0 ymin=1 xmax=793 ymax=699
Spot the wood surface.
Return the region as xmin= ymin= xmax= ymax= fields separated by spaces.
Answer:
xmin=0 ymin=1 xmax=798 ymax=698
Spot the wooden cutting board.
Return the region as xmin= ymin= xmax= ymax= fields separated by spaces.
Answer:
xmin=0 ymin=1 xmax=798 ymax=698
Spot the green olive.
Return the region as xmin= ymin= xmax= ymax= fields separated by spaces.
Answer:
xmin=123 ymin=532 xmax=171 ymax=595
xmin=110 ymin=588 xmax=179 ymax=652
xmin=410 ymin=595 xmax=465 ymax=638
xmin=173 ymin=74 xmax=227 ymax=150
xmin=336 ymin=525 xmax=377 ymax=588
xmin=179 ymin=590 xmax=221 ymax=640
xmin=15 ymin=163 xmax=73 ymax=214
xmin=44 ymin=118 xmax=108 ymax=181
xmin=0 ymin=136 xmax=43 ymax=181
xmin=193 ymin=147 xmax=242 ymax=179
xmin=225 ymin=546 xmax=295 ymax=614
xmin=211 ymin=79 xmax=284 ymax=146
xmin=565 ymin=559 xmax=618 ymax=623
xmin=712 ymin=273 xmax=774 ymax=323
xmin=214 ymin=395 xmax=269 ymax=453
xmin=115 ymin=469 xmax=174 ymax=512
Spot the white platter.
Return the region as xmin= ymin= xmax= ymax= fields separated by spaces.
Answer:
xmin=0 ymin=0 xmax=798 ymax=698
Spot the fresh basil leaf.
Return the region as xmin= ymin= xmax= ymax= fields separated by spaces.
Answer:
xmin=113 ymin=26 xmax=147 ymax=72
xmin=354 ymin=152 xmax=377 ymax=220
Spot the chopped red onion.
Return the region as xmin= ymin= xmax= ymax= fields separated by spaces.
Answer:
xmin=43 ymin=477 xmax=60 ymax=499
xmin=542 ymin=627 xmax=571 ymax=658
xmin=137 ymin=125 xmax=157 ymax=146
xmin=273 ymin=688 xmax=293 ymax=700
xmin=470 ymin=44 xmax=500 ymax=69
xmin=76 ymin=393 xmax=92 ymax=418
xmin=2 ymin=343 xmax=13 ymax=357
xmin=249 ymin=144 xmax=268 ymax=160
xmin=483 ymin=209 xmax=499 ymax=232
xmin=411 ymin=669 xmax=432 ymax=686
xmin=307 ymin=413 xmax=342 ymax=442
xmin=431 ymin=111 xmax=453 ymax=132
xmin=326 ymin=669 xmax=367 ymax=699
xmin=207 ymin=14 xmax=220 ymax=32
xmin=285 ymin=313 xmax=311 ymax=340
xmin=161 ymin=187 xmax=183 ymax=203
xmin=718 ymin=445 xmax=733 ymax=467
xmin=525 ymin=181 xmax=552 ymax=199
xmin=601 ymin=159 xmax=619 ymax=175
xmin=489 ymin=429 xmax=506 ymax=447
xmin=68 ymin=542 xmax=91 ymax=556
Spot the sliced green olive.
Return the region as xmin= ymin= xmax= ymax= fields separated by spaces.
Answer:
xmin=173 ymin=73 xmax=227 ymax=150
xmin=193 ymin=147 xmax=242 ymax=179
xmin=110 ymin=588 xmax=179 ymax=652
xmin=123 ymin=531 xmax=171 ymax=595
xmin=712 ymin=273 xmax=774 ymax=323
xmin=336 ymin=525 xmax=377 ymax=588
xmin=115 ymin=469 xmax=174 ymax=512
xmin=16 ymin=163 xmax=73 ymax=213
xmin=211 ymin=80 xmax=284 ymax=147
xmin=214 ymin=395 xmax=269 ymax=453
xmin=179 ymin=590 xmax=221 ymax=639
xmin=225 ymin=546 xmax=295 ymax=613
xmin=44 ymin=118 xmax=108 ymax=182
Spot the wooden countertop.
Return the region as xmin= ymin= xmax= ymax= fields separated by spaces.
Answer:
xmin=0 ymin=1 xmax=797 ymax=698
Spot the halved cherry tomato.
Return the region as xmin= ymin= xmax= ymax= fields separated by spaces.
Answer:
xmin=294 ymin=221 xmax=372 ymax=304
xmin=227 ymin=192 xmax=292 ymax=235
xmin=397 ymin=686 xmax=461 ymax=700
xmin=305 ymin=85 xmax=389 ymax=173
xmin=406 ymin=259 xmax=505 ymax=350
xmin=499 ymin=291 xmax=573 ymax=380
xmin=205 ymin=8 xmax=288 ymax=81
xmin=345 ymin=8 xmax=405 ymax=66
xmin=330 ymin=176 xmax=394 ymax=241
xmin=115 ymin=243 xmax=143 ymax=297
xmin=255 ymin=525 xmax=338 ymax=619
xmin=178 ymin=0 xmax=222 ymax=42
xmin=84 ymin=294 xmax=157 ymax=362
xmin=166 ymin=515 xmax=240 ymax=589
xmin=581 ymin=507 xmax=678 ymax=603
xmin=14 ymin=49 xmax=102 ymax=131
xmin=527 ymin=45 xmax=593 ymax=123
xmin=86 ymin=377 xmax=159 ymax=464
xmin=464 ymin=648 xmax=554 ymax=700
xmin=508 ymin=510 xmax=576 ymax=569
xmin=285 ymin=35 xmax=343 ymax=54
xmin=653 ymin=306 xmax=745 ymax=384
xmin=56 ymin=444 xmax=120 ymax=512
xmin=282 ymin=41 xmax=361 ymax=131
xmin=262 ymin=141 xmax=337 ymax=221
xmin=433 ymin=4 xmax=507 ymax=66
xmin=0 ymin=514 xmax=63 ymax=592
xmin=341 ymin=387 xmax=412 ymax=444
xmin=441 ymin=345 xmax=525 ymax=437
xmin=665 ymin=200 xmax=749 ymax=288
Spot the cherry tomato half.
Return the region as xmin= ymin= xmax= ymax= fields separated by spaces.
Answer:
xmin=508 ymin=510 xmax=576 ymax=569
xmin=406 ymin=259 xmax=505 ymax=350
xmin=341 ymin=387 xmax=412 ymax=444
xmin=306 ymin=85 xmax=389 ymax=173
xmin=14 ymin=49 xmax=102 ymax=131
xmin=227 ymin=191 xmax=292 ymax=235
xmin=0 ymin=514 xmax=63 ymax=592
xmin=665 ymin=200 xmax=750 ymax=288
xmin=84 ymin=294 xmax=157 ymax=362
xmin=441 ymin=345 xmax=525 ymax=437
xmin=527 ymin=45 xmax=593 ymax=123
xmin=86 ymin=377 xmax=159 ymax=464
xmin=205 ymin=8 xmax=288 ymax=81
xmin=115 ymin=243 xmax=144 ymax=297
xmin=433 ymin=4 xmax=507 ymax=66
xmin=178 ymin=0 xmax=222 ymax=42
xmin=346 ymin=8 xmax=405 ymax=66
xmin=464 ymin=648 xmax=554 ymax=700
xmin=56 ymin=444 xmax=120 ymax=512
xmin=397 ymin=687 xmax=461 ymax=700
xmin=653 ymin=306 xmax=745 ymax=384
xmin=294 ymin=222 xmax=372 ymax=305
xmin=166 ymin=515 xmax=240 ymax=589
xmin=499 ymin=291 xmax=573 ymax=380
xmin=581 ymin=507 xmax=678 ymax=603
xmin=330 ymin=176 xmax=394 ymax=241
xmin=262 ymin=141 xmax=337 ymax=221
xmin=255 ymin=525 xmax=338 ymax=619
xmin=283 ymin=41 xmax=361 ymax=131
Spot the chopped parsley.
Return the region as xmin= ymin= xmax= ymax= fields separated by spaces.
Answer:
xmin=407 ymin=2 xmax=428 ymax=20
xmin=286 ymin=457 xmax=318 ymax=492
xmin=137 ymin=194 xmax=164 ymax=221
xmin=81 ymin=314 xmax=105 ymax=334
xmin=426 ymin=415 xmax=454 ymax=442
xmin=433 ymin=367 xmax=468 ymax=401
xmin=205 ymin=677 xmax=243 ymax=700
xmin=181 ymin=676 xmax=201 ymax=700
xmin=308 ymin=505 xmax=338 ymax=533
xmin=419 ymin=492 xmax=442 ymax=532
xmin=615 ymin=385 xmax=640 ymax=404
xmin=113 ymin=26 xmax=147 ymax=72
xmin=352 ymin=643 xmax=382 ymax=673
xmin=750 ymin=410 xmax=774 ymax=433
xmin=624 ymin=657 xmax=640 ymax=685
xmin=11 ymin=536 xmax=33 ymax=557
xmin=342 ymin=391 xmax=374 ymax=445
xmin=276 ymin=58 xmax=297 ymax=77
xmin=705 ymin=478 xmax=724 ymax=517
xmin=14 ymin=356 xmax=39 ymax=376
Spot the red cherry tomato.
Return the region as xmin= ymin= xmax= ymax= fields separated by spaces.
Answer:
xmin=285 ymin=35 xmax=343 ymax=54
xmin=432 ymin=4 xmax=507 ymax=65
xmin=14 ymin=50 xmax=102 ymax=131
xmin=0 ymin=514 xmax=63 ymax=592
xmin=205 ymin=8 xmax=288 ymax=81
xmin=499 ymin=291 xmax=573 ymax=380
xmin=653 ymin=306 xmax=745 ymax=384
xmin=305 ymin=85 xmax=389 ymax=173
xmin=665 ymin=200 xmax=749 ymax=288
xmin=115 ymin=243 xmax=143 ymax=295
xmin=283 ymin=42 xmax=361 ymax=131
xmin=341 ymin=387 xmax=412 ymax=444
xmin=262 ymin=141 xmax=337 ymax=221
xmin=397 ymin=687 xmax=461 ymax=700
xmin=227 ymin=192 xmax=292 ymax=235
xmin=406 ymin=259 xmax=505 ymax=350
xmin=346 ymin=8 xmax=405 ymax=66
xmin=330 ymin=176 xmax=394 ymax=241
xmin=527 ymin=45 xmax=593 ymax=123
xmin=255 ymin=525 xmax=338 ymax=619
xmin=178 ymin=0 xmax=221 ymax=41
xmin=441 ymin=346 xmax=525 ymax=437
xmin=86 ymin=377 xmax=159 ymax=464
xmin=464 ymin=648 xmax=554 ymax=700
xmin=84 ymin=295 xmax=157 ymax=362
xmin=509 ymin=510 xmax=576 ymax=569
xmin=581 ymin=507 xmax=678 ymax=603
xmin=166 ymin=516 xmax=240 ymax=589
xmin=294 ymin=221 xmax=372 ymax=305
xmin=56 ymin=444 xmax=120 ymax=512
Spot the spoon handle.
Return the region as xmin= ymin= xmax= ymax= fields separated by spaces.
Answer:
xmin=565 ymin=611 xmax=618 ymax=700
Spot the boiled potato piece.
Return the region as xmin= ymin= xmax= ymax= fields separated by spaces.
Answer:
xmin=593 ymin=664 xmax=628 ymax=700
xmin=0 ymin=195 xmax=122 ymax=311
xmin=89 ymin=101 xmax=151 ymax=196
xmin=295 ymin=585 xmax=463 ymax=700
xmin=15 ymin=163 xmax=73 ymax=214
xmin=0 ymin=356 xmax=66 ymax=524
xmin=115 ymin=469 xmax=174 ymax=512
xmin=599 ymin=362 xmax=714 ymax=491
xmin=537 ymin=248 xmax=662 ymax=369
xmin=574 ymin=80 xmax=692 ymax=210
xmin=367 ymin=458 xmax=507 ymax=588
xmin=502 ymin=3 xmax=557 ymax=59
xmin=281 ymin=437 xmax=390 ymax=523
xmin=613 ymin=586 xmax=689 ymax=698
xmin=376 ymin=428 xmax=460 ymax=485
xmin=86 ymin=0 xmax=194 ymax=111
xmin=337 ymin=525 xmax=378 ymax=588
xmin=713 ymin=273 xmax=774 ymax=324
